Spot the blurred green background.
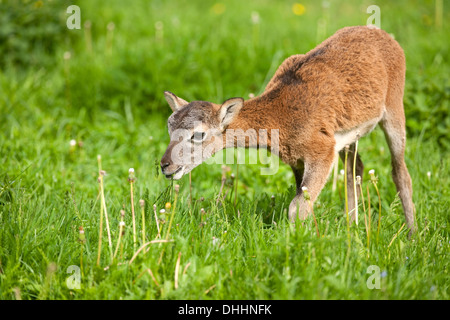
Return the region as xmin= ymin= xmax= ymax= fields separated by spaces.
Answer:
xmin=0 ymin=0 xmax=449 ymax=300
xmin=1 ymin=0 xmax=448 ymax=147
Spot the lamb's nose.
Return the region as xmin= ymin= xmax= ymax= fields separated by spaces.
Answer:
xmin=160 ymin=161 xmax=170 ymax=172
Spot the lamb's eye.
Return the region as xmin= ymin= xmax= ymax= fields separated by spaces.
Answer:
xmin=191 ymin=132 xmax=205 ymax=142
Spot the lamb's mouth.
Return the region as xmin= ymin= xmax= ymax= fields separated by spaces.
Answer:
xmin=165 ymin=166 xmax=183 ymax=179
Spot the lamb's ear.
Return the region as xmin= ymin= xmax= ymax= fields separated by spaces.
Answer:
xmin=164 ymin=91 xmax=189 ymax=112
xmin=219 ymin=97 xmax=244 ymax=131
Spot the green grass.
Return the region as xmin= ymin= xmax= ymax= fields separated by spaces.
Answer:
xmin=0 ymin=0 xmax=449 ymax=300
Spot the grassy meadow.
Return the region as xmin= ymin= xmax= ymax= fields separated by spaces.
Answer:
xmin=0 ymin=0 xmax=449 ymax=300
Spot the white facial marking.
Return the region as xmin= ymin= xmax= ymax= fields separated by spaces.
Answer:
xmin=172 ymin=166 xmax=185 ymax=180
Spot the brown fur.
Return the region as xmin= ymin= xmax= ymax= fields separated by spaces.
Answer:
xmin=161 ymin=26 xmax=416 ymax=235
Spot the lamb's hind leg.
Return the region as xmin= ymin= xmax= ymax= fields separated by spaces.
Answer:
xmin=339 ymin=143 xmax=364 ymax=223
xmin=289 ymin=153 xmax=335 ymax=222
xmin=379 ymin=108 xmax=416 ymax=236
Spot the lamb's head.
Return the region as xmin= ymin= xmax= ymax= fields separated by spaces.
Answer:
xmin=160 ymin=91 xmax=244 ymax=180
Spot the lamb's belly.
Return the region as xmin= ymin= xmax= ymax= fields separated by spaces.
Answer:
xmin=334 ymin=116 xmax=382 ymax=152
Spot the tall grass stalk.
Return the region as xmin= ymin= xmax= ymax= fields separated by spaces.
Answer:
xmin=113 ymin=210 xmax=125 ymax=260
xmin=435 ymin=0 xmax=443 ymax=29
xmin=357 ymin=175 xmax=366 ymax=214
xmin=217 ymin=165 xmax=229 ymax=206
xmin=155 ymin=21 xmax=164 ymax=43
xmin=158 ymin=185 xmax=180 ymax=265
xmin=353 ymin=140 xmax=359 ymax=225
xmin=96 ymin=180 xmax=104 ymax=266
xmin=251 ymin=11 xmax=260 ymax=48
xmin=153 ymin=204 xmax=161 ymax=239
xmin=234 ymin=162 xmax=239 ymax=206
xmin=84 ymin=21 xmax=92 ymax=53
xmin=343 ymin=145 xmax=351 ymax=275
xmin=63 ymin=51 xmax=71 ymax=107
xmin=99 ymin=160 xmax=113 ymax=259
xmin=128 ymin=168 xmax=137 ymax=251
xmin=189 ymin=172 xmax=192 ymax=210
xmin=387 ymin=222 xmax=406 ymax=261
xmin=78 ymin=226 xmax=86 ymax=274
xmin=344 ymin=145 xmax=351 ymax=245
xmin=97 ymin=155 xmax=112 ymax=264
xmin=106 ymin=22 xmax=115 ymax=55
xmin=164 ymin=185 xmax=179 ymax=241
xmin=366 ymin=184 xmax=372 ymax=255
xmin=129 ymin=239 xmax=174 ymax=265
xmin=369 ymin=169 xmax=382 ymax=242
xmin=175 ymin=252 xmax=182 ymax=289
xmin=388 ymin=223 xmax=406 ymax=249
xmin=139 ymin=199 xmax=146 ymax=254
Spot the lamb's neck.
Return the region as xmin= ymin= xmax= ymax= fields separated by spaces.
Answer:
xmin=225 ymin=96 xmax=276 ymax=149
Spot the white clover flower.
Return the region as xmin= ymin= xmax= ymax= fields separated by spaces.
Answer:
xmin=155 ymin=21 xmax=164 ymax=30
xmin=129 ymin=168 xmax=135 ymax=174
xmin=251 ymin=11 xmax=260 ymax=24
xmin=119 ymin=221 xmax=125 ymax=227
xmin=302 ymin=186 xmax=310 ymax=200
xmin=159 ymin=209 xmax=166 ymax=214
xmin=70 ymin=139 xmax=77 ymax=147
xmin=63 ymin=51 xmax=71 ymax=60
xmin=107 ymin=22 xmax=115 ymax=31
xmin=322 ymin=1 xmax=330 ymax=9
xmin=369 ymin=169 xmax=375 ymax=175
